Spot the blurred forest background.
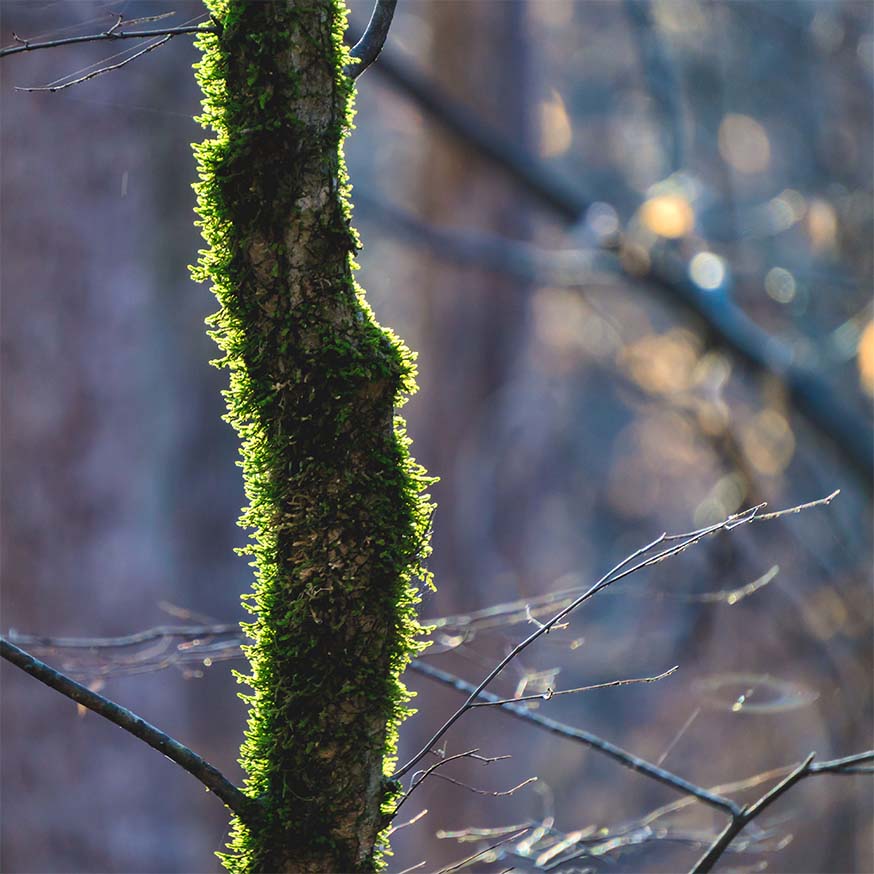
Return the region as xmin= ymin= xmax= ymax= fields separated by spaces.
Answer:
xmin=1 ymin=1 xmax=872 ymax=872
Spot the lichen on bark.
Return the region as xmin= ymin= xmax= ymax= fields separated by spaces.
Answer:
xmin=191 ymin=2 xmax=434 ymax=871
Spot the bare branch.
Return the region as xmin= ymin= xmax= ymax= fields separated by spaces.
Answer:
xmin=691 ymin=752 xmax=874 ymax=873
xmin=394 ymin=494 xmax=837 ymax=781
xmin=345 ymin=0 xmax=397 ymax=80
xmin=8 ymin=623 xmax=237 ymax=650
xmin=468 ymin=665 xmax=678 ymax=707
xmin=396 ymin=748 xmax=512 ymax=815
xmin=434 ymin=828 xmax=530 ymax=874
xmin=408 ymin=659 xmax=742 ymax=817
xmin=15 ymin=34 xmax=173 ymax=92
xmin=0 ymin=636 xmax=258 ymax=824
xmin=426 ymin=565 xmax=780 ymax=650
xmin=0 ymin=24 xmax=217 ymax=59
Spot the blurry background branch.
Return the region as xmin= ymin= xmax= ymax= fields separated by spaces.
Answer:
xmin=369 ymin=48 xmax=873 ymax=483
xmin=623 ymin=0 xmax=685 ymax=175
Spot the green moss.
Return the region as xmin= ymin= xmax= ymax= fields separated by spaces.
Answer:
xmin=192 ymin=2 xmax=434 ymax=871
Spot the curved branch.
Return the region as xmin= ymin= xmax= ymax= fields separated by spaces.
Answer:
xmin=345 ymin=0 xmax=397 ymax=80
xmin=1 ymin=636 xmax=259 ymax=825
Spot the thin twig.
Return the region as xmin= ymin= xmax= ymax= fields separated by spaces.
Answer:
xmin=0 ymin=25 xmax=216 ymax=59
xmin=0 ymin=636 xmax=258 ymax=824
xmin=385 ymin=807 xmax=428 ymax=838
xmin=16 ymin=34 xmax=172 ymax=92
xmin=409 ymin=659 xmax=741 ymax=817
xmin=656 ymin=707 xmax=701 ymax=767
xmin=428 ymin=772 xmax=537 ymax=799
xmin=344 ymin=0 xmax=397 ymax=79
xmin=395 ymin=494 xmax=836 ymax=781
xmin=434 ymin=828 xmax=530 ymax=874
xmin=468 ymin=665 xmax=678 ymax=707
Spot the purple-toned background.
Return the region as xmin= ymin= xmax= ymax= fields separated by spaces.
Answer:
xmin=2 ymin=2 xmax=872 ymax=872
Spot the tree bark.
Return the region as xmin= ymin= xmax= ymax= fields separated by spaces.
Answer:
xmin=193 ymin=2 xmax=432 ymax=871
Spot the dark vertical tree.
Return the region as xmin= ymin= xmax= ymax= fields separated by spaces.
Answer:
xmin=192 ymin=1 xmax=431 ymax=870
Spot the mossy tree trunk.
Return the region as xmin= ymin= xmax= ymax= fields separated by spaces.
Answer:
xmin=193 ymin=2 xmax=432 ymax=871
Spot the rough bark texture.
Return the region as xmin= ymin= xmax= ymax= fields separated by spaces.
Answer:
xmin=193 ymin=2 xmax=432 ymax=871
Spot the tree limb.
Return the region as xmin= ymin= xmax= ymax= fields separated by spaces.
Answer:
xmin=0 ymin=636 xmax=259 ymax=825
xmin=691 ymin=751 xmax=874 ymax=873
xmin=345 ymin=0 xmax=397 ymax=80
xmin=0 ymin=25 xmax=217 ymax=59
xmin=408 ymin=658 xmax=742 ymax=817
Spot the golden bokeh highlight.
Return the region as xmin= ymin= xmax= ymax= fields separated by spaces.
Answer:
xmin=639 ymin=194 xmax=695 ymax=238
xmin=531 ymin=287 xmax=617 ymax=373
xmin=539 ymin=89 xmax=573 ymax=158
xmin=623 ymin=329 xmax=700 ymax=395
xmin=858 ymin=320 xmax=874 ymax=396
xmin=718 ymin=114 xmax=771 ymax=174
xmin=740 ymin=409 xmax=796 ymax=476
xmin=807 ymin=198 xmax=838 ymax=252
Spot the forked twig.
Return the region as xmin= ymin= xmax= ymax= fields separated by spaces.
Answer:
xmin=692 ymin=752 xmax=874 ymax=873
xmin=14 ymin=35 xmax=173 ymax=92
xmin=397 ymin=748 xmax=513 ymax=814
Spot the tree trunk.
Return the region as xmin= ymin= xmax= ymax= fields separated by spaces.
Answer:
xmin=193 ymin=2 xmax=432 ymax=871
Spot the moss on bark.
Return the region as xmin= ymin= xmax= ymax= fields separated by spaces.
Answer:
xmin=192 ymin=2 xmax=433 ymax=870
